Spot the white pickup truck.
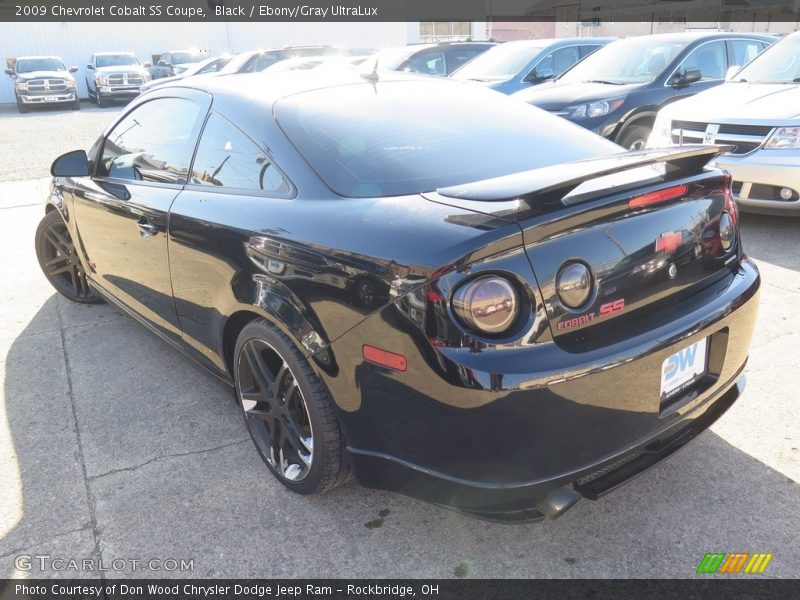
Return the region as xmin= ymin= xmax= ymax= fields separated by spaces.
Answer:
xmin=648 ymin=32 xmax=800 ymax=216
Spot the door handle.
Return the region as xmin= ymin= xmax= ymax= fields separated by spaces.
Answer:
xmin=136 ymin=218 xmax=159 ymax=239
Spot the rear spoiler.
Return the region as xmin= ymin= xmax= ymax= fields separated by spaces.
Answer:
xmin=436 ymin=146 xmax=730 ymax=204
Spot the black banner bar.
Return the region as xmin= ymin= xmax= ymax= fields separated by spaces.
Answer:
xmin=1 ymin=0 xmax=799 ymax=22
xmin=2 ymin=579 xmax=800 ymax=600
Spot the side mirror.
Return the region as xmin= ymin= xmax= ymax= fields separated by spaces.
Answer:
xmin=683 ymin=69 xmax=702 ymax=84
xmin=670 ymin=68 xmax=702 ymax=87
xmin=4 ymin=68 xmax=13 ymax=77
xmin=725 ymin=65 xmax=741 ymax=81
xmin=526 ymin=67 xmax=554 ymax=83
xmin=68 ymin=66 xmax=79 ymax=73
xmin=143 ymin=61 xmax=152 ymax=68
xmin=51 ymin=150 xmax=90 ymax=178
xmin=158 ymin=60 xmax=167 ymax=67
xmin=86 ymin=64 xmax=94 ymax=70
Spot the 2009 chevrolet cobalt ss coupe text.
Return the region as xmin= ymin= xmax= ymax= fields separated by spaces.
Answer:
xmin=35 ymin=71 xmax=759 ymax=522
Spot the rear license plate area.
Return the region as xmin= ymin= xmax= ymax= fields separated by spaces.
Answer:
xmin=661 ymin=337 xmax=708 ymax=400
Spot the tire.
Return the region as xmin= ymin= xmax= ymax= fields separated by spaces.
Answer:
xmin=16 ymin=98 xmax=29 ymax=113
xmin=35 ymin=211 xmax=103 ymax=304
xmin=618 ymin=124 xmax=652 ymax=151
xmin=234 ymin=319 xmax=350 ymax=495
xmin=86 ymin=81 xmax=97 ymax=103
xmin=97 ymin=95 xmax=108 ymax=108
xmin=71 ymin=98 xmax=81 ymax=110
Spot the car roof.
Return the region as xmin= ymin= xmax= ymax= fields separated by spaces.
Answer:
xmin=16 ymin=55 xmax=63 ymax=60
xmin=500 ymin=37 xmax=614 ymax=47
xmin=94 ymin=51 xmax=137 ymax=56
xmin=168 ymin=69 xmax=442 ymax=108
xmin=617 ymin=31 xmax=774 ymax=43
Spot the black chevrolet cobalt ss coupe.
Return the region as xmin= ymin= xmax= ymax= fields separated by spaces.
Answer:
xmin=36 ymin=70 xmax=759 ymax=522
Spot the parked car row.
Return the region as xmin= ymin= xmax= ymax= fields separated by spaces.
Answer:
xmin=3 ymin=45 xmax=378 ymax=112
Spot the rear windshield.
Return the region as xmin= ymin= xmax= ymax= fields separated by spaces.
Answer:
xmin=276 ymin=80 xmax=620 ymax=198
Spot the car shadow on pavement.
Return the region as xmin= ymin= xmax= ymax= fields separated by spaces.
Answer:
xmin=2 ymin=295 xmax=799 ymax=578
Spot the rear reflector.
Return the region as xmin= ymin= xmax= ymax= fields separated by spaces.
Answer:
xmin=628 ymin=184 xmax=688 ymax=209
xmin=362 ymin=345 xmax=407 ymax=372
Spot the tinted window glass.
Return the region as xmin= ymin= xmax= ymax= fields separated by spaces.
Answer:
xmin=16 ymin=58 xmax=66 ymax=73
xmin=735 ymin=35 xmax=799 ymax=83
xmin=536 ymin=46 xmax=581 ymax=77
xmin=446 ymin=48 xmax=484 ymax=72
xmin=679 ymin=41 xmax=727 ymax=80
xmin=729 ymin=40 xmax=763 ymax=68
xmin=190 ymin=113 xmax=290 ymax=193
xmin=96 ymin=54 xmax=139 ymax=68
xmin=560 ymin=39 xmax=685 ymax=84
xmin=405 ymin=50 xmax=445 ymax=75
xmin=276 ymin=80 xmax=620 ymax=198
xmin=580 ymin=44 xmax=603 ymax=58
xmin=98 ymin=98 xmax=201 ymax=184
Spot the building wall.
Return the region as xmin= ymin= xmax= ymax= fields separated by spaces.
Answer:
xmin=488 ymin=21 xmax=556 ymax=41
xmin=0 ymin=22 xmax=410 ymax=103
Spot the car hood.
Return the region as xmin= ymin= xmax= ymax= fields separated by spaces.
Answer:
xmin=513 ymin=80 xmax=643 ymax=110
xmin=16 ymin=70 xmax=73 ymax=81
xmin=95 ymin=65 xmax=146 ymax=74
xmin=661 ymin=82 xmax=800 ymax=121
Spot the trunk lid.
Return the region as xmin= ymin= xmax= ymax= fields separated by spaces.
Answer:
xmin=431 ymin=147 xmax=740 ymax=347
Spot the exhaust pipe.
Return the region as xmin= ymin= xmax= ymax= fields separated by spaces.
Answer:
xmin=535 ymin=486 xmax=582 ymax=520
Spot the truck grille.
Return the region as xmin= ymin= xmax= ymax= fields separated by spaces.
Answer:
xmin=108 ymin=73 xmax=143 ymax=86
xmin=27 ymin=79 xmax=68 ymax=93
xmin=670 ymin=120 xmax=774 ymax=155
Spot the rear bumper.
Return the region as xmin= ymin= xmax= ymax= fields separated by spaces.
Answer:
xmin=338 ymin=258 xmax=760 ymax=521
xmin=349 ymin=373 xmax=745 ymax=522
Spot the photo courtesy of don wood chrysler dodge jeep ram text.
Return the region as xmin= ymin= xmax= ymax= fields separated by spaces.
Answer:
xmin=35 ymin=70 xmax=759 ymax=522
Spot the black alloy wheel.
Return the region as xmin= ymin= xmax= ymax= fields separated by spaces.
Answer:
xmin=234 ymin=320 xmax=350 ymax=494
xmin=35 ymin=211 xmax=102 ymax=304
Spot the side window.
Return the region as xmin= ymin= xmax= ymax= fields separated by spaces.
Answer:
xmin=535 ymin=46 xmax=582 ymax=77
xmin=190 ymin=113 xmax=290 ymax=194
xmin=446 ymin=48 xmax=483 ymax=72
xmin=580 ymin=44 xmax=603 ymax=58
xmin=97 ymin=97 xmax=201 ymax=184
xmin=252 ymin=53 xmax=283 ymax=72
xmin=729 ymin=40 xmax=763 ymax=69
xmin=404 ymin=50 xmax=446 ymax=75
xmin=678 ymin=41 xmax=727 ymax=80
xmin=199 ymin=61 xmax=223 ymax=74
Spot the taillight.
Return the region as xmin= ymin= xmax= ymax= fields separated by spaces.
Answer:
xmin=628 ymin=184 xmax=688 ymax=209
xmin=451 ymin=275 xmax=519 ymax=335
xmin=721 ymin=173 xmax=739 ymax=252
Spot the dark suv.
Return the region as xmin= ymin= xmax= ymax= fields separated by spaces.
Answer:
xmin=373 ymin=41 xmax=496 ymax=76
xmin=5 ymin=56 xmax=80 ymax=113
xmin=514 ymin=33 xmax=775 ymax=149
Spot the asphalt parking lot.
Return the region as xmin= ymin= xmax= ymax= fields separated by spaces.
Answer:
xmin=0 ymin=103 xmax=798 ymax=579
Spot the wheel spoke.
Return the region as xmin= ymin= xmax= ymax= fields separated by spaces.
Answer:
xmin=243 ymin=343 xmax=275 ymax=398
xmin=283 ymin=415 xmax=312 ymax=459
xmin=49 ymin=264 xmax=72 ymax=276
xmin=45 ymin=254 xmax=70 ymax=269
xmin=45 ymin=228 xmax=72 ymax=255
xmin=240 ymin=390 xmax=273 ymax=419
